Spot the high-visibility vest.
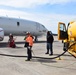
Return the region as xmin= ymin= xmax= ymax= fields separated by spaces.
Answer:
xmin=25 ymin=35 xmax=33 ymax=46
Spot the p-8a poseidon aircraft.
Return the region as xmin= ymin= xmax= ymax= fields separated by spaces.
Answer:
xmin=0 ymin=16 xmax=47 ymax=41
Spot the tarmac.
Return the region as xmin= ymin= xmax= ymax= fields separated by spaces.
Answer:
xmin=0 ymin=36 xmax=76 ymax=75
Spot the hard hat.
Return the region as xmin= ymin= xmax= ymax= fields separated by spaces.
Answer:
xmin=26 ymin=32 xmax=30 ymax=35
xmin=10 ymin=33 xmax=12 ymax=35
xmin=9 ymin=33 xmax=13 ymax=38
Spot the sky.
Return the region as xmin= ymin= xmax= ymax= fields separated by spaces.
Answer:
xmin=0 ymin=0 xmax=76 ymax=34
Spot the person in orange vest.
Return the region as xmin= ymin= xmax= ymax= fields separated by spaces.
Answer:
xmin=24 ymin=32 xmax=34 ymax=61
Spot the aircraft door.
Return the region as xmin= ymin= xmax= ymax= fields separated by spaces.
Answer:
xmin=36 ymin=22 xmax=40 ymax=32
xmin=58 ymin=22 xmax=68 ymax=40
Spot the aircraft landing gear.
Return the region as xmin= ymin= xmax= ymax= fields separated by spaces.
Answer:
xmin=34 ymin=36 xmax=38 ymax=42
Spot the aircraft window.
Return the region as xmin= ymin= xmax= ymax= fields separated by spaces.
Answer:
xmin=17 ymin=22 xmax=20 ymax=26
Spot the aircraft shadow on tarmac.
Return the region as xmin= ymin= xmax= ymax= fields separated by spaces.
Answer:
xmin=0 ymin=40 xmax=58 ymax=48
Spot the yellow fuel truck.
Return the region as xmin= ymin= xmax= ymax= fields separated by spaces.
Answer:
xmin=58 ymin=21 xmax=76 ymax=57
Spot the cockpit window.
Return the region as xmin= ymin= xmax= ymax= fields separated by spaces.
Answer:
xmin=42 ymin=25 xmax=45 ymax=28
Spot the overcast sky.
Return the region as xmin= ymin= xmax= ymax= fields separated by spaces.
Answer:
xmin=0 ymin=0 xmax=76 ymax=33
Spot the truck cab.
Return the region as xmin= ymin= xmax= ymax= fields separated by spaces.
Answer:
xmin=58 ymin=22 xmax=76 ymax=57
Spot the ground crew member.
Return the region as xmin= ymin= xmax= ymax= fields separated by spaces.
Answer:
xmin=45 ymin=31 xmax=54 ymax=55
xmin=8 ymin=34 xmax=16 ymax=48
xmin=24 ymin=32 xmax=34 ymax=61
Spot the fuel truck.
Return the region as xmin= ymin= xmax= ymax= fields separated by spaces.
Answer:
xmin=58 ymin=21 xmax=76 ymax=57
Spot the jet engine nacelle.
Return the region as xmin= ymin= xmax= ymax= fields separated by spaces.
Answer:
xmin=0 ymin=28 xmax=4 ymax=41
